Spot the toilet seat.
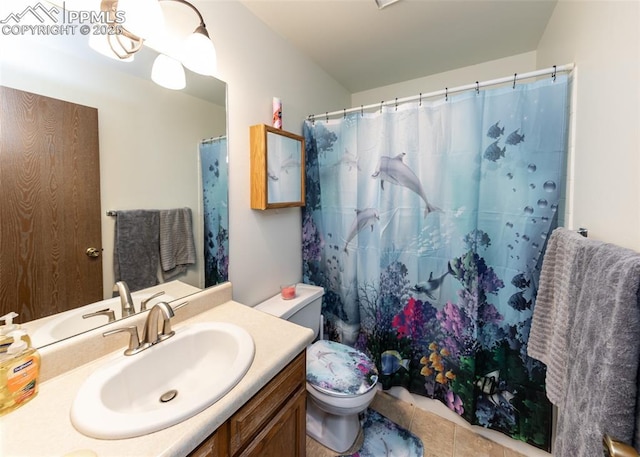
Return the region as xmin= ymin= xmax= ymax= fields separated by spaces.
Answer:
xmin=306 ymin=340 xmax=378 ymax=397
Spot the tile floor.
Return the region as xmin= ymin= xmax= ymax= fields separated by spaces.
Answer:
xmin=306 ymin=391 xmax=536 ymax=457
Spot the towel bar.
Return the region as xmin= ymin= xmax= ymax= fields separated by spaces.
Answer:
xmin=603 ymin=435 xmax=638 ymax=457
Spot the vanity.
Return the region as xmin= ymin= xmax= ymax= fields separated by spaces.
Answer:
xmin=0 ymin=283 xmax=313 ymax=457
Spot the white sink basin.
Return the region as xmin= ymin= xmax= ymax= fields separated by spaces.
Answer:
xmin=30 ymin=292 xmax=175 ymax=347
xmin=70 ymin=322 xmax=255 ymax=439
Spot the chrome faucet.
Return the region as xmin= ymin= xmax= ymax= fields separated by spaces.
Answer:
xmin=113 ymin=281 xmax=135 ymax=317
xmin=142 ymin=301 xmax=175 ymax=346
xmin=103 ymin=301 xmax=189 ymax=356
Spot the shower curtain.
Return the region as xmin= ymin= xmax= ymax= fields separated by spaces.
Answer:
xmin=302 ymin=75 xmax=570 ymax=450
xmin=200 ymin=137 xmax=229 ymax=286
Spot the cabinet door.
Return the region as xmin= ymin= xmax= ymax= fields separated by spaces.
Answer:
xmin=239 ymin=388 xmax=306 ymax=457
xmin=0 ymin=86 xmax=103 ymax=320
xmin=229 ymin=353 xmax=305 ymax=455
xmin=189 ymin=423 xmax=229 ymax=457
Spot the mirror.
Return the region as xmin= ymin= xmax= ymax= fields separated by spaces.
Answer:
xmin=0 ymin=15 xmax=228 ymax=348
xmin=250 ymin=124 xmax=305 ymax=210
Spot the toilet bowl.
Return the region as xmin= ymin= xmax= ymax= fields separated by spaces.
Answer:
xmin=255 ymin=284 xmax=379 ymax=453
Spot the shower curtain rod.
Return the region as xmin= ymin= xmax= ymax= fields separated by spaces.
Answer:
xmin=309 ymin=63 xmax=574 ymax=121
xmin=201 ymin=135 xmax=226 ymax=144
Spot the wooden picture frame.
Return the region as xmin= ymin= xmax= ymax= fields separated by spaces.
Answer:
xmin=250 ymin=124 xmax=305 ymax=209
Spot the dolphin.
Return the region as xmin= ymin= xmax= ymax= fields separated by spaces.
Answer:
xmin=371 ymin=153 xmax=438 ymax=217
xmin=338 ymin=148 xmax=361 ymax=171
xmin=410 ymin=262 xmax=453 ymax=299
xmin=343 ymin=208 xmax=379 ymax=254
xmin=267 ymin=166 xmax=279 ymax=181
xmin=280 ymin=157 xmax=300 ymax=174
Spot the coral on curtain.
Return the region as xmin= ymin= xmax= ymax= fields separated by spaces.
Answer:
xmin=200 ymin=137 xmax=229 ymax=286
xmin=302 ymin=75 xmax=570 ymax=450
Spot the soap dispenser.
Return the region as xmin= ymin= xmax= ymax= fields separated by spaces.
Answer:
xmin=0 ymin=312 xmax=27 ymax=354
xmin=0 ymin=329 xmax=40 ymax=416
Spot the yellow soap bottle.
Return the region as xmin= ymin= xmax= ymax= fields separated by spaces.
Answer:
xmin=0 ymin=329 xmax=40 ymax=416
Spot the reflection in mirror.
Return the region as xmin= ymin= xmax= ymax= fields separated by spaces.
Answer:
xmin=267 ymin=131 xmax=304 ymax=205
xmin=200 ymin=137 xmax=229 ymax=286
xmin=0 ymin=17 xmax=228 ymax=348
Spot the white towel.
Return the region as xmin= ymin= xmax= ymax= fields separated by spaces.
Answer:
xmin=159 ymin=208 xmax=196 ymax=280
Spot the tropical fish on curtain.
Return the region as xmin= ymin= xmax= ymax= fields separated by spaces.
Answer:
xmin=302 ymin=75 xmax=570 ymax=450
xmin=200 ymin=137 xmax=229 ymax=286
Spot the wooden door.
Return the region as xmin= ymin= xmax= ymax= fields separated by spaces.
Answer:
xmin=0 ymin=86 xmax=103 ymax=322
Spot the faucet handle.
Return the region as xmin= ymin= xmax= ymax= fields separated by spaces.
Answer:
xmin=140 ymin=291 xmax=166 ymax=311
xmin=159 ymin=301 xmax=189 ymax=337
xmin=103 ymin=325 xmax=147 ymax=356
xmin=83 ymin=308 xmax=116 ymax=322
xmin=171 ymin=301 xmax=189 ymax=312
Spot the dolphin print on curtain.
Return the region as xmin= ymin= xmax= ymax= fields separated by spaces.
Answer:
xmin=302 ymin=75 xmax=570 ymax=450
xmin=200 ymin=137 xmax=229 ymax=287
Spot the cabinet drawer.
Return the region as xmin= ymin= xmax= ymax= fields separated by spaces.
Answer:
xmin=229 ymin=352 xmax=305 ymax=456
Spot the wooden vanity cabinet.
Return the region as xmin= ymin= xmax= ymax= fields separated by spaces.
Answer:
xmin=189 ymin=351 xmax=307 ymax=457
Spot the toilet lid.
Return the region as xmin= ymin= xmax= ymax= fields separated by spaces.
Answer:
xmin=306 ymin=340 xmax=378 ymax=397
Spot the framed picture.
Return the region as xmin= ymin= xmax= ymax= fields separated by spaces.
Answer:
xmin=250 ymin=124 xmax=305 ymax=209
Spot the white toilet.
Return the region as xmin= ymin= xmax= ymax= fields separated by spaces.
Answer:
xmin=255 ymin=283 xmax=379 ymax=453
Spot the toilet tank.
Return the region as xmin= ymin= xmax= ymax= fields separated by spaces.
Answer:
xmin=254 ymin=284 xmax=325 ymax=339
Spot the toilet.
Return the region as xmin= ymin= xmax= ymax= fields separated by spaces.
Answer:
xmin=255 ymin=283 xmax=379 ymax=453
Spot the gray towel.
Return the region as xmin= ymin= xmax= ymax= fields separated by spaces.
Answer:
xmin=159 ymin=208 xmax=196 ymax=280
xmin=528 ymin=227 xmax=599 ymax=405
xmin=114 ymin=210 xmax=160 ymax=292
xmin=551 ymin=240 xmax=640 ymax=456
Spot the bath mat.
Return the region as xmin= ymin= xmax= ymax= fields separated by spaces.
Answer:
xmin=340 ymin=409 xmax=424 ymax=457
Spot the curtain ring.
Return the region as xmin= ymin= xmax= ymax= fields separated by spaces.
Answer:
xmin=476 ymin=81 xmax=480 ymax=95
xmin=380 ymin=101 xmax=384 ymax=113
xmin=395 ymin=97 xmax=398 ymax=111
xmin=552 ymin=65 xmax=557 ymax=82
xmin=325 ymin=112 xmax=329 ymax=122
xmin=419 ymin=92 xmax=422 ymax=106
xmin=513 ymin=73 xmax=517 ymax=89
xmin=361 ymin=105 xmax=364 ymax=117
xmin=343 ymin=108 xmax=346 ymax=119
xmin=445 ymin=87 xmax=448 ymax=101
xmin=308 ymin=114 xmax=315 ymax=125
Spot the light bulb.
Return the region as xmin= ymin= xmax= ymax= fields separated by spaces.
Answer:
xmin=151 ymin=54 xmax=186 ymax=90
xmin=181 ymin=26 xmax=217 ymax=77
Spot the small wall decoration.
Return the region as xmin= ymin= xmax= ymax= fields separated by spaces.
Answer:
xmin=250 ymin=124 xmax=305 ymax=209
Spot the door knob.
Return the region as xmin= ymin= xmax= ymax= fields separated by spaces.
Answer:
xmin=86 ymin=247 xmax=102 ymax=258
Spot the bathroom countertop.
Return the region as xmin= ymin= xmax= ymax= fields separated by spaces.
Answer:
xmin=0 ymin=299 xmax=314 ymax=457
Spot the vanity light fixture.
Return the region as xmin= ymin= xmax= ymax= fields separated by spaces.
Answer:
xmin=90 ymin=0 xmax=217 ymax=89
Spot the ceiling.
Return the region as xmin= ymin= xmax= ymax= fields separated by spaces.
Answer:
xmin=240 ymin=0 xmax=558 ymax=93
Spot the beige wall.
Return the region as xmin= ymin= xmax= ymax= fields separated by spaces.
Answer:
xmin=536 ymin=0 xmax=640 ymax=251
xmin=352 ymin=51 xmax=538 ymax=106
